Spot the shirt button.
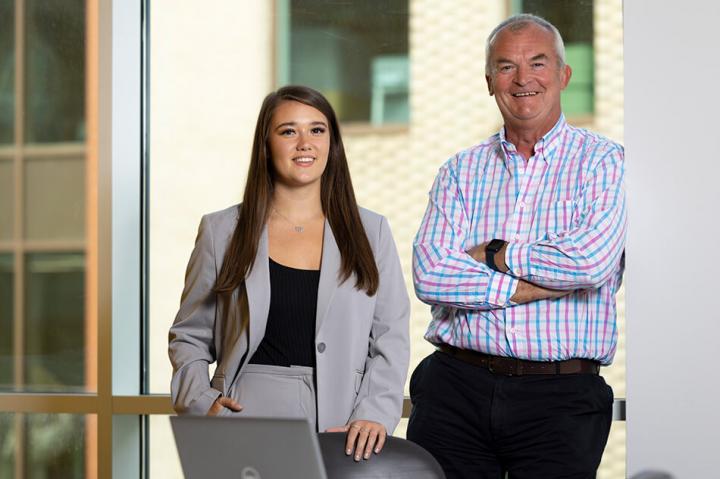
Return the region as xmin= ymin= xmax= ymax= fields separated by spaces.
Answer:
xmin=514 ymin=235 xmax=520 ymax=240
xmin=519 ymin=201 xmax=525 ymax=208
xmin=509 ymin=327 xmax=516 ymax=335
xmin=317 ymin=342 xmax=326 ymax=353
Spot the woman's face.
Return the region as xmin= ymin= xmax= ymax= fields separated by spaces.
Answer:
xmin=268 ymin=100 xmax=330 ymax=190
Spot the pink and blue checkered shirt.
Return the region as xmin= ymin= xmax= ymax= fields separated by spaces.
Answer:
xmin=413 ymin=115 xmax=626 ymax=364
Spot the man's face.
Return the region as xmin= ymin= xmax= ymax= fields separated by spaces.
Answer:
xmin=485 ymin=24 xmax=571 ymax=132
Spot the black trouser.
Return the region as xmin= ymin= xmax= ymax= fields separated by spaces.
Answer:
xmin=407 ymin=351 xmax=613 ymax=479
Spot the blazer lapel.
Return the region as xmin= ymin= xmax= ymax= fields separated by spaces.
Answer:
xmin=213 ymin=285 xmax=248 ymax=394
xmin=219 ymin=225 xmax=271 ymax=393
xmin=316 ymin=219 xmax=340 ymax=334
xmin=246 ymin=224 xmax=271 ymax=354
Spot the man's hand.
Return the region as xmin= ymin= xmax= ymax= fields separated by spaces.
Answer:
xmin=207 ymin=397 xmax=243 ymax=416
xmin=511 ymin=280 xmax=570 ymax=304
xmin=467 ymin=241 xmax=509 ymax=273
xmin=469 ymin=242 xmax=573 ymax=303
xmin=326 ymin=420 xmax=387 ymax=461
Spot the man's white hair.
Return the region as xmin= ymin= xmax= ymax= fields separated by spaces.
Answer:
xmin=485 ymin=14 xmax=566 ymax=76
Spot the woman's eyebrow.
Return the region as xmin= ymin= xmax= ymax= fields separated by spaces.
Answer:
xmin=274 ymin=120 xmax=327 ymax=129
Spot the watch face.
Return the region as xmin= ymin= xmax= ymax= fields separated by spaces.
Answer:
xmin=487 ymin=239 xmax=506 ymax=253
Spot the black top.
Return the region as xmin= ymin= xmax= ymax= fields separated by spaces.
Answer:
xmin=249 ymin=258 xmax=320 ymax=368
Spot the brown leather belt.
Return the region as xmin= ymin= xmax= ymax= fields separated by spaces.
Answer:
xmin=438 ymin=344 xmax=600 ymax=376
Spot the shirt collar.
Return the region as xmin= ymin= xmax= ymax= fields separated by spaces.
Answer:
xmin=499 ymin=114 xmax=567 ymax=163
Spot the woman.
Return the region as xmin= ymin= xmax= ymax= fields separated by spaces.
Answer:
xmin=169 ymin=85 xmax=410 ymax=461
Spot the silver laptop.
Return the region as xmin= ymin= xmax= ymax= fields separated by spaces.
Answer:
xmin=170 ymin=416 xmax=328 ymax=479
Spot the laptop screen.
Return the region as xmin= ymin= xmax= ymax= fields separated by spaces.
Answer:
xmin=171 ymin=416 xmax=328 ymax=479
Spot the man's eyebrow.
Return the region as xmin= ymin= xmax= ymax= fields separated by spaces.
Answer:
xmin=494 ymin=57 xmax=515 ymax=65
xmin=530 ymin=53 xmax=550 ymax=62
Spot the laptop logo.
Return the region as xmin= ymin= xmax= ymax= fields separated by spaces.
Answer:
xmin=241 ymin=466 xmax=261 ymax=479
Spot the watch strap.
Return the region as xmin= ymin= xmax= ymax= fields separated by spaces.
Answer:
xmin=485 ymin=239 xmax=507 ymax=272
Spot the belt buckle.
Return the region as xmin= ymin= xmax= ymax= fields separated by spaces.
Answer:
xmin=487 ymin=357 xmax=517 ymax=376
xmin=487 ymin=357 xmax=496 ymax=374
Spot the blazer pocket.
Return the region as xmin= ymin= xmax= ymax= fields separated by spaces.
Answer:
xmin=210 ymin=373 xmax=226 ymax=396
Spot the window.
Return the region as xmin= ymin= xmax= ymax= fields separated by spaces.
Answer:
xmin=277 ymin=0 xmax=410 ymax=124
xmin=0 ymin=0 xmax=91 ymax=476
xmin=0 ymin=413 xmax=91 ymax=478
xmin=148 ymin=1 xmax=625 ymax=476
xmin=0 ymin=1 xmax=626 ymax=477
xmin=514 ymin=0 xmax=595 ymax=116
xmin=0 ymin=0 xmax=88 ymax=394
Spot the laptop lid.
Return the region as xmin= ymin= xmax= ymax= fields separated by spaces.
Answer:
xmin=170 ymin=416 xmax=328 ymax=479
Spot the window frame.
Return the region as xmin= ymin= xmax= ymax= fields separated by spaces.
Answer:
xmin=0 ymin=1 xmax=150 ymax=477
xmin=273 ymin=0 xmax=411 ymax=129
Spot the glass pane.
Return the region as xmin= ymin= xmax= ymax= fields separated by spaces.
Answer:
xmin=24 ymin=0 xmax=86 ymax=143
xmin=0 ymin=160 xmax=12 ymax=240
xmin=599 ymin=421 xmax=625 ymax=479
xmin=26 ymin=413 xmax=91 ymax=478
xmin=149 ymin=415 xmax=183 ymax=478
xmin=521 ymin=0 xmax=594 ymax=41
xmin=150 ymin=26 xmax=623 ymax=479
xmin=0 ymin=0 xmax=14 ymax=144
xmin=24 ymin=158 xmax=85 ymax=241
xmin=0 ymin=413 xmax=15 ymax=477
xmin=284 ymin=0 xmax=409 ymax=123
xmin=0 ymin=254 xmax=12 ymax=387
xmin=24 ymin=252 xmax=86 ymax=392
xmin=1 ymin=413 xmax=93 ymax=479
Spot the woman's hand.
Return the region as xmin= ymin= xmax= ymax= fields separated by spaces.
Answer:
xmin=207 ymin=397 xmax=243 ymax=416
xmin=326 ymin=420 xmax=387 ymax=461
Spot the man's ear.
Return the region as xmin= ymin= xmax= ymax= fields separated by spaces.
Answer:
xmin=486 ymin=74 xmax=494 ymax=96
xmin=560 ymin=64 xmax=572 ymax=90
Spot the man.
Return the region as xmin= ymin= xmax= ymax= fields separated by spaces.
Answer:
xmin=407 ymin=14 xmax=626 ymax=479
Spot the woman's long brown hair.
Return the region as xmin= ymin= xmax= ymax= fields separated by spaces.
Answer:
xmin=214 ymin=86 xmax=379 ymax=329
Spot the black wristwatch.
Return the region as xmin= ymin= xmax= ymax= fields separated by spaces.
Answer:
xmin=485 ymin=239 xmax=507 ymax=272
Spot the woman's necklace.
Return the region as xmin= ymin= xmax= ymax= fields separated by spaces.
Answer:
xmin=272 ymin=207 xmax=307 ymax=233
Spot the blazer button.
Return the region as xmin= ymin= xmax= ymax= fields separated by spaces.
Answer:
xmin=316 ymin=342 xmax=326 ymax=353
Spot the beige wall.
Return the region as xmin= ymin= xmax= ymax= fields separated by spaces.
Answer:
xmin=348 ymin=0 xmax=506 ymax=384
xmin=149 ymin=1 xmax=274 ymax=392
xmin=148 ymin=2 xmax=274 ymax=477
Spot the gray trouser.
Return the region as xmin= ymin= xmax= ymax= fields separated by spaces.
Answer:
xmin=222 ymin=364 xmax=317 ymax=431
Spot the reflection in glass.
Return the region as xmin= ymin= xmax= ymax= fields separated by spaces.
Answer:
xmin=0 ymin=0 xmax=13 ymax=144
xmin=0 ymin=254 xmax=12 ymax=388
xmin=283 ymin=0 xmax=409 ymax=123
xmin=0 ymin=160 xmax=13 ymax=240
xmin=25 ymin=414 xmax=87 ymax=478
xmin=24 ymin=253 xmax=85 ymax=391
xmin=0 ymin=413 xmax=14 ymax=478
xmin=24 ymin=158 xmax=85 ymax=241
xmin=24 ymin=0 xmax=86 ymax=143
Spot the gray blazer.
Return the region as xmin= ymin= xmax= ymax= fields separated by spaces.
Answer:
xmin=169 ymin=204 xmax=410 ymax=433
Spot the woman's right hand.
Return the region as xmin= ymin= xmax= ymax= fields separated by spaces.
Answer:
xmin=207 ymin=397 xmax=243 ymax=416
